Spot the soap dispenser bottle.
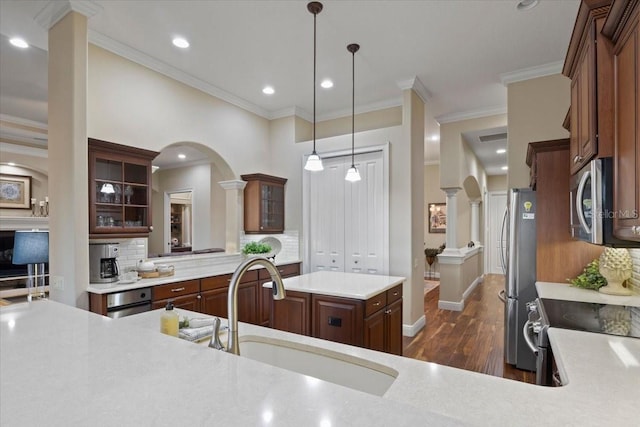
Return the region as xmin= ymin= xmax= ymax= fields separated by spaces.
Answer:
xmin=160 ymin=301 xmax=179 ymax=337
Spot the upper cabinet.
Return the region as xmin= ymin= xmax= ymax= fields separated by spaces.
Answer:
xmin=241 ymin=173 xmax=287 ymax=234
xmin=603 ymin=0 xmax=640 ymax=241
xmin=563 ymin=0 xmax=615 ymax=175
xmin=88 ymin=138 xmax=159 ymax=238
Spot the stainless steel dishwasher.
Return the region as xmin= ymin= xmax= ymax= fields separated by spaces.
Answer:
xmin=106 ymin=287 xmax=152 ymax=318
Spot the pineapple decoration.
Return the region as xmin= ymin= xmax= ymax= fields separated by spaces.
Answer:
xmin=598 ymin=248 xmax=633 ymax=296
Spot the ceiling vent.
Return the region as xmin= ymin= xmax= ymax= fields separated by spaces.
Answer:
xmin=478 ymin=132 xmax=508 ymax=143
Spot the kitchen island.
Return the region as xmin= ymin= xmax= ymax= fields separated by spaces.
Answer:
xmin=2 ymin=298 xmax=639 ymax=426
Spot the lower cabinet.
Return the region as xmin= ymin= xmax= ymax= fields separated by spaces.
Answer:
xmin=304 ymin=284 xmax=402 ymax=355
xmin=200 ymin=270 xmax=259 ymax=324
xmin=152 ymin=279 xmax=201 ymax=311
xmin=261 ymin=263 xmax=302 ymax=327
xmin=271 ymin=290 xmax=311 ymax=335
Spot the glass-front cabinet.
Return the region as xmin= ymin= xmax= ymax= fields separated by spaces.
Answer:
xmin=88 ymin=138 xmax=159 ymax=238
xmin=242 ymin=173 xmax=287 ymax=234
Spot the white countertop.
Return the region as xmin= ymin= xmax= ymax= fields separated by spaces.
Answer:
xmin=2 ymin=299 xmax=639 ymax=426
xmin=536 ymin=281 xmax=640 ymax=306
xmin=265 ymin=271 xmax=405 ymax=300
xmin=87 ymin=258 xmax=302 ymax=295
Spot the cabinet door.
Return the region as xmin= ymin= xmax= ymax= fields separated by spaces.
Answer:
xmin=312 ymin=295 xmax=363 ymax=346
xmin=201 ymin=283 xmax=258 ymax=324
xmin=271 ymin=290 xmax=311 ymax=335
xmin=200 ymin=288 xmax=228 ymax=317
xmin=153 ymin=294 xmax=200 ymax=312
xmin=259 ymin=285 xmax=272 ymax=326
xmin=260 ymin=183 xmax=285 ymax=232
xmin=385 ymin=298 xmax=403 ymax=356
xmin=613 ymin=15 xmax=640 ymax=241
xmin=364 ymin=309 xmax=385 ymax=352
xmin=571 ymin=30 xmax=597 ymax=175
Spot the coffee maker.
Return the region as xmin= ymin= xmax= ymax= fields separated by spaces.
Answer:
xmin=89 ymin=243 xmax=120 ymax=283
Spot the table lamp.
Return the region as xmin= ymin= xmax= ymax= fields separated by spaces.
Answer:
xmin=12 ymin=230 xmax=49 ymax=301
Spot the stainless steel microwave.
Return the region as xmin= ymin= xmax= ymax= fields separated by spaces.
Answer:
xmin=569 ymin=157 xmax=629 ymax=246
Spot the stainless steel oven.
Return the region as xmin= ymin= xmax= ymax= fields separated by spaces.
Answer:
xmin=106 ymin=287 xmax=151 ymax=319
xmin=525 ymin=297 xmax=639 ymax=386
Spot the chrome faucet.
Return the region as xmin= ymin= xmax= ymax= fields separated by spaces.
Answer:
xmin=210 ymin=256 xmax=286 ymax=355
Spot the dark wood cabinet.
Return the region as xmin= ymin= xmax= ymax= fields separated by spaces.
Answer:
xmin=603 ymin=0 xmax=640 ymax=241
xmin=312 ymin=295 xmax=364 ymax=347
xmin=200 ymin=270 xmax=259 ymax=323
xmin=88 ymin=138 xmax=158 ymax=238
xmin=260 ymin=262 xmax=301 ymax=327
xmin=241 ymin=174 xmax=287 ymax=234
xmin=563 ymin=0 xmax=615 ymax=175
xmin=271 ymin=290 xmax=311 ymax=335
xmin=152 ymin=279 xmax=201 ymax=311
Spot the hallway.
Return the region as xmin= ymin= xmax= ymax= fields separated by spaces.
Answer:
xmin=403 ymin=274 xmax=535 ymax=383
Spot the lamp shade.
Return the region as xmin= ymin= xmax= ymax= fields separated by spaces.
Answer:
xmin=12 ymin=230 xmax=49 ymax=264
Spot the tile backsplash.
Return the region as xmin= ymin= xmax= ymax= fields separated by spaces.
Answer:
xmin=629 ymin=248 xmax=640 ymax=294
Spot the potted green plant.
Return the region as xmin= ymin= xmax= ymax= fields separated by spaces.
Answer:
xmin=241 ymin=242 xmax=272 ymax=258
xmin=568 ymin=259 xmax=607 ymax=290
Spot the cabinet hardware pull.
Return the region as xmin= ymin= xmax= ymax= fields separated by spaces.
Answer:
xmin=279 ymin=270 xmax=284 ymax=273
xmin=385 ymin=309 xmax=391 ymax=314
xmin=197 ymin=294 xmax=201 ymax=299
xmin=171 ymin=287 xmax=185 ymax=292
xmin=393 ymin=292 xmax=398 ymax=296
xmin=573 ymin=155 xmax=582 ymax=164
xmin=374 ymin=301 xmax=381 ymax=306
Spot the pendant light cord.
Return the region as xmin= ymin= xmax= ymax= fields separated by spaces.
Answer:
xmin=312 ymin=10 xmax=317 ymax=154
xmin=351 ymin=48 xmax=355 ymax=167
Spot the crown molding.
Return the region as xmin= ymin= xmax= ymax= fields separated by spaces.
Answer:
xmin=0 ymin=114 xmax=48 ymax=130
xmin=218 ymin=180 xmax=247 ymax=191
xmin=0 ymin=142 xmax=48 ymax=158
xmin=499 ymin=61 xmax=564 ymax=86
xmin=35 ymin=0 xmax=103 ymax=30
xmin=88 ymin=30 xmax=272 ymax=120
xmin=436 ymin=106 xmax=507 ymax=124
xmin=317 ymin=97 xmax=402 ymax=122
xmin=397 ymin=76 xmax=431 ymax=104
xmin=269 ymin=106 xmax=312 ymax=122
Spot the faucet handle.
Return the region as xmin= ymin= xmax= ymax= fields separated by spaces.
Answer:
xmin=208 ymin=317 xmax=225 ymax=351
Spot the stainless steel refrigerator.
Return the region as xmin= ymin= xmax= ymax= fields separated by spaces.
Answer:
xmin=500 ymin=188 xmax=537 ymax=372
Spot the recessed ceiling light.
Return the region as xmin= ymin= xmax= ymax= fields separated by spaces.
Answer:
xmin=321 ymin=79 xmax=333 ymax=89
xmin=501 ymin=166 xmax=509 ymax=171
xmin=9 ymin=38 xmax=29 ymax=49
xmin=178 ymin=153 xmax=186 ymax=159
xmin=517 ymin=0 xmax=539 ymax=11
xmin=172 ymin=37 xmax=190 ymax=48
xmin=262 ymin=86 xmax=275 ymax=95
xmin=429 ymin=134 xmax=439 ymax=142
xmin=496 ymin=149 xmax=507 ymax=154
xmin=8 ymin=162 xmax=16 ymax=166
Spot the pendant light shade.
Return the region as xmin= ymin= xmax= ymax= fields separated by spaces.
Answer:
xmin=304 ymin=2 xmax=324 ymax=172
xmin=345 ymin=43 xmax=361 ymax=182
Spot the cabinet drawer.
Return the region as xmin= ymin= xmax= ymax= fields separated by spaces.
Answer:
xmin=365 ymin=293 xmax=387 ymax=317
xmin=259 ymin=263 xmax=300 ymax=279
xmin=153 ymin=280 xmax=199 ymax=301
xmin=201 ymin=270 xmax=258 ymax=291
xmin=386 ymin=284 xmax=402 ymax=304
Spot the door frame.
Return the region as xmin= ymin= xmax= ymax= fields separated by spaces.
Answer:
xmin=302 ymin=143 xmax=390 ymax=274
xmin=484 ymin=190 xmax=507 ymax=274
xmin=164 ymin=188 xmax=194 ymax=254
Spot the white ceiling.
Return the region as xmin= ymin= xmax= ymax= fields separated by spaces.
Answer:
xmin=0 ymin=0 xmax=580 ymax=171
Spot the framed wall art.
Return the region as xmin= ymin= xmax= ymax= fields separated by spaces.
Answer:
xmin=428 ymin=202 xmax=447 ymax=233
xmin=0 ymin=174 xmax=32 ymax=209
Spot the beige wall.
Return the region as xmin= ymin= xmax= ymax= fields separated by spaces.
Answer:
xmin=424 ymin=164 xmax=445 ymax=248
xmin=87 ymin=45 xmax=270 ymax=178
xmin=487 ymin=175 xmax=507 ymax=192
xmin=296 ymin=106 xmax=403 ymax=143
xmin=507 ymin=74 xmax=570 ymax=189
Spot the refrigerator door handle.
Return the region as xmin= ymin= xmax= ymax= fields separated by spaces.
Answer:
xmin=499 ymin=207 xmax=508 ymax=275
xmin=523 ymin=320 xmax=539 ymax=355
xmin=498 ymin=289 xmax=506 ymax=303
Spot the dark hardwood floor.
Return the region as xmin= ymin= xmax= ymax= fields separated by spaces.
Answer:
xmin=402 ymin=274 xmax=536 ymax=384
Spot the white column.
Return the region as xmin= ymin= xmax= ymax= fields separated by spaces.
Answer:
xmin=470 ymin=199 xmax=481 ymax=245
xmin=442 ymin=188 xmax=461 ymax=254
xmin=219 ymin=180 xmax=246 ymax=254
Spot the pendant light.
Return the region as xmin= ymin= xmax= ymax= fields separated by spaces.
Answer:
xmin=304 ymin=1 xmax=324 ymax=172
xmin=345 ymin=43 xmax=361 ymax=182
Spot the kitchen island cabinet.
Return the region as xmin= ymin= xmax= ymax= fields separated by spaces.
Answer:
xmin=603 ymin=0 xmax=640 ymax=241
xmin=266 ymin=271 xmax=404 ymax=355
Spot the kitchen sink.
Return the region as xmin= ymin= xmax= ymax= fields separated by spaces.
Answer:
xmin=238 ymin=335 xmax=398 ymax=396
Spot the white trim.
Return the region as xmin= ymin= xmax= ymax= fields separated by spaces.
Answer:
xmin=0 ymin=142 xmax=48 ymax=158
xmin=499 ymin=61 xmax=564 ymax=86
xmin=35 ymin=0 xmax=103 ymax=30
xmin=462 ymin=275 xmax=484 ymax=300
xmin=484 ymin=190 xmax=508 ymax=274
xmin=317 ymin=98 xmax=403 ymax=122
xmin=0 ymin=115 xmax=48 ymax=130
xmin=438 ymin=300 xmax=464 ymax=311
xmin=88 ymin=31 xmax=271 ymax=120
xmin=397 ymin=76 xmax=431 ymax=104
xmin=436 ymin=106 xmax=507 ymax=124
xmin=0 ymin=217 xmax=49 ymax=231
xmin=402 ymin=315 xmax=425 ymax=337
xmin=218 ymin=180 xmax=247 ymax=191
xmin=270 ymin=107 xmax=312 ymax=122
